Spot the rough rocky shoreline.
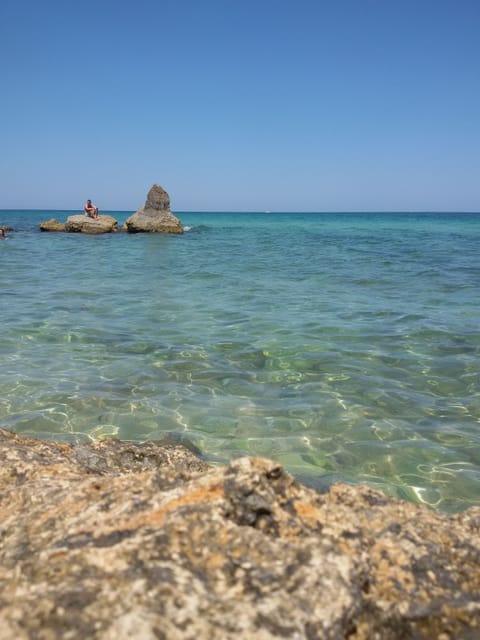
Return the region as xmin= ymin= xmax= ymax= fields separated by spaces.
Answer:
xmin=0 ymin=427 xmax=478 ymax=639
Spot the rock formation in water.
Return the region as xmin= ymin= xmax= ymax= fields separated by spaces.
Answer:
xmin=39 ymin=218 xmax=66 ymax=232
xmin=0 ymin=427 xmax=478 ymax=639
xmin=65 ymin=214 xmax=119 ymax=234
xmin=125 ymin=184 xmax=184 ymax=233
xmin=38 ymin=185 xmax=182 ymax=235
xmin=39 ymin=215 xmax=119 ymax=234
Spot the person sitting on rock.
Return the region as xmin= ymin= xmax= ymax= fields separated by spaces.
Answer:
xmin=84 ymin=199 xmax=99 ymax=219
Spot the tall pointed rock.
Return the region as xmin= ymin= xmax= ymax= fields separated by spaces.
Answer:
xmin=125 ymin=184 xmax=184 ymax=233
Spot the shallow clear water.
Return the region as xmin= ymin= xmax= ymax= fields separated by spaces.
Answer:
xmin=1 ymin=210 xmax=479 ymax=512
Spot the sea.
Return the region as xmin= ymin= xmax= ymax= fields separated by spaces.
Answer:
xmin=1 ymin=210 xmax=479 ymax=513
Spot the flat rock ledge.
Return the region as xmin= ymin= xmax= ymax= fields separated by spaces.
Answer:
xmin=65 ymin=214 xmax=119 ymax=234
xmin=0 ymin=428 xmax=478 ymax=640
xmin=125 ymin=184 xmax=184 ymax=233
xmin=40 ymin=215 xmax=119 ymax=234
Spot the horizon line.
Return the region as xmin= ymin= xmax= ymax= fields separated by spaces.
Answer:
xmin=1 ymin=208 xmax=480 ymax=215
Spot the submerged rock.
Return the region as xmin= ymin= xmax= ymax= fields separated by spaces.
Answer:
xmin=125 ymin=184 xmax=184 ymax=233
xmin=0 ymin=427 xmax=478 ymax=639
xmin=39 ymin=218 xmax=66 ymax=232
xmin=65 ymin=214 xmax=119 ymax=234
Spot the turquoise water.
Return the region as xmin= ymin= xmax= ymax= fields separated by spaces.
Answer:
xmin=1 ymin=210 xmax=479 ymax=512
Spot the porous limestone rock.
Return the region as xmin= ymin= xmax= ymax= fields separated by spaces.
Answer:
xmin=39 ymin=219 xmax=66 ymax=232
xmin=0 ymin=427 xmax=478 ymax=639
xmin=64 ymin=214 xmax=119 ymax=234
xmin=125 ymin=184 xmax=184 ymax=233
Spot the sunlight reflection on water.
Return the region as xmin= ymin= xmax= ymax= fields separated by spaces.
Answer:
xmin=1 ymin=210 xmax=480 ymax=512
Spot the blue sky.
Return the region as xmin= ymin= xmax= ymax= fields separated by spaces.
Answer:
xmin=2 ymin=0 xmax=479 ymax=211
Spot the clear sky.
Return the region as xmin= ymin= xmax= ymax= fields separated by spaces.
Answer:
xmin=2 ymin=0 xmax=479 ymax=211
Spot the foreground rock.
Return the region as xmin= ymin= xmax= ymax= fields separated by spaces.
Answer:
xmin=0 ymin=428 xmax=478 ymax=639
xmin=125 ymin=184 xmax=184 ymax=233
xmin=65 ymin=214 xmax=119 ymax=234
